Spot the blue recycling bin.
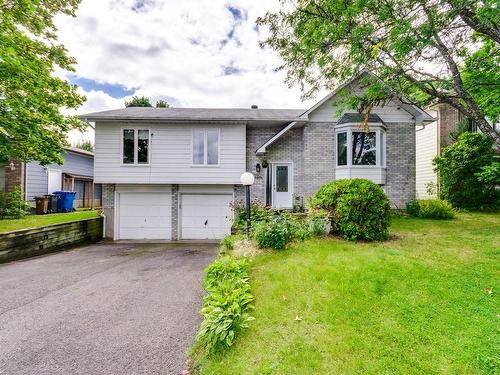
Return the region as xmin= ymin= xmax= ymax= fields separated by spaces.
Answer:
xmin=53 ymin=191 xmax=77 ymax=213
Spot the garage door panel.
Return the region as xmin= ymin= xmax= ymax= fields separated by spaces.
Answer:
xmin=118 ymin=191 xmax=171 ymax=240
xmin=119 ymin=205 xmax=171 ymax=217
xmin=119 ymin=192 xmax=171 ymax=205
xmin=120 ymin=216 xmax=171 ymax=228
xmin=181 ymin=194 xmax=233 ymax=240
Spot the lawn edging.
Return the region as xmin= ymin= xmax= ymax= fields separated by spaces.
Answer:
xmin=0 ymin=216 xmax=103 ymax=263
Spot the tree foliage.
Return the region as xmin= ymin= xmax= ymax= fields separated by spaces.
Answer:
xmin=258 ymin=0 xmax=500 ymax=148
xmin=125 ymin=96 xmax=153 ymax=107
xmin=74 ymin=139 xmax=94 ymax=152
xmin=434 ymin=132 xmax=497 ymax=209
xmin=0 ymin=0 xmax=85 ymax=165
xmin=155 ymin=100 xmax=170 ymax=108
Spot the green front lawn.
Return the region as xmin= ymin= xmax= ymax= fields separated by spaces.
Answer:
xmin=198 ymin=212 xmax=499 ymax=374
xmin=0 ymin=210 xmax=100 ymax=233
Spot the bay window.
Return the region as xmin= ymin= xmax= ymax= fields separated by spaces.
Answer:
xmin=192 ymin=128 xmax=220 ymax=165
xmin=335 ymin=123 xmax=386 ymax=183
xmin=122 ymin=128 xmax=150 ymax=165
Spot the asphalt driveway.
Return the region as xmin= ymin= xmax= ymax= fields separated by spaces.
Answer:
xmin=0 ymin=242 xmax=217 ymax=375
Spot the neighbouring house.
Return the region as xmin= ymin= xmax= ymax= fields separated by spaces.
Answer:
xmin=80 ymin=71 xmax=433 ymax=241
xmin=415 ymin=103 xmax=500 ymax=198
xmin=0 ymin=147 xmax=102 ymax=209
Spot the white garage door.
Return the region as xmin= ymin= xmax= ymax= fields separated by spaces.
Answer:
xmin=118 ymin=192 xmax=172 ymax=240
xmin=181 ymin=194 xmax=233 ymax=240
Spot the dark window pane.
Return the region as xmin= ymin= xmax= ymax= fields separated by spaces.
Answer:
xmin=123 ymin=129 xmax=135 ymax=164
xmin=193 ymin=130 xmax=204 ymax=164
xmin=337 ymin=132 xmax=347 ymax=166
xmin=276 ymin=166 xmax=288 ymax=192
xmin=138 ymin=129 xmax=149 ymax=164
xmin=207 ymin=129 xmax=219 ymax=165
xmin=352 ymin=132 xmax=376 ymax=165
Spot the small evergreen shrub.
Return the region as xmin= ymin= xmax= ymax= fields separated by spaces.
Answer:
xmin=407 ymin=199 xmax=455 ymax=219
xmin=195 ymin=256 xmax=254 ymax=354
xmin=311 ymin=179 xmax=391 ymax=241
xmin=0 ymin=187 xmax=32 ymax=219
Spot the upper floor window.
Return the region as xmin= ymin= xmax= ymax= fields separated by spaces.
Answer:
xmin=336 ymin=127 xmax=385 ymax=167
xmin=123 ymin=128 xmax=150 ymax=165
xmin=192 ymin=129 xmax=219 ymax=165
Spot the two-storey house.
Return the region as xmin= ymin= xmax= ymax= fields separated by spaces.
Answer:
xmin=81 ymin=71 xmax=433 ymax=240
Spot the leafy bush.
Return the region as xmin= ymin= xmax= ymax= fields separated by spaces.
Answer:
xmin=253 ymin=216 xmax=293 ymax=250
xmin=406 ymin=200 xmax=421 ymax=217
xmin=434 ymin=133 xmax=496 ymax=209
xmin=311 ymin=179 xmax=391 ymax=241
xmin=220 ymin=234 xmax=236 ymax=253
xmin=0 ymin=187 xmax=32 ymax=219
xmin=195 ymin=256 xmax=254 ymax=354
xmin=204 ymin=256 xmax=249 ymax=290
xmin=406 ymin=199 xmax=455 ymax=219
xmin=232 ymin=200 xmax=273 ymax=231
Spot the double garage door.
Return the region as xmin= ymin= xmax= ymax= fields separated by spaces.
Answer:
xmin=117 ymin=188 xmax=232 ymax=240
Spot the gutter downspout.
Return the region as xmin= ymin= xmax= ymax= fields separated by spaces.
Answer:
xmin=100 ymin=210 xmax=106 ymax=239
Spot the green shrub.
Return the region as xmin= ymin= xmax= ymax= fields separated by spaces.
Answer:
xmin=195 ymin=256 xmax=254 ymax=354
xmin=220 ymin=234 xmax=236 ymax=253
xmin=434 ymin=133 xmax=496 ymax=209
xmin=407 ymin=199 xmax=455 ymax=219
xmin=253 ymin=217 xmax=292 ymax=250
xmin=232 ymin=200 xmax=273 ymax=231
xmin=307 ymin=208 xmax=330 ymax=236
xmin=0 ymin=187 xmax=32 ymax=219
xmin=406 ymin=200 xmax=421 ymax=217
xmin=311 ymin=179 xmax=391 ymax=241
xmin=204 ymin=256 xmax=249 ymax=290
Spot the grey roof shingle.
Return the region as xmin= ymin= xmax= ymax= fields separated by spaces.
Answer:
xmin=337 ymin=113 xmax=384 ymax=124
xmin=79 ymin=107 xmax=306 ymax=121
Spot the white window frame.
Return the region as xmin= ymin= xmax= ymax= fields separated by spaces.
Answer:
xmin=121 ymin=128 xmax=151 ymax=166
xmin=191 ymin=128 xmax=220 ymax=167
xmin=335 ymin=123 xmax=386 ymax=168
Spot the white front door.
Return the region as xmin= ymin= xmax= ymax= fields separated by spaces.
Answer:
xmin=47 ymin=169 xmax=62 ymax=194
xmin=272 ymin=163 xmax=293 ymax=209
xmin=181 ymin=194 xmax=233 ymax=240
xmin=118 ymin=192 xmax=172 ymax=240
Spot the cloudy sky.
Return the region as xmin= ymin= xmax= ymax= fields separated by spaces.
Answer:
xmin=55 ymin=0 xmax=324 ymax=143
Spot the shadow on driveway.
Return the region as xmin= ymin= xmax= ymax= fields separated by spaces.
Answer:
xmin=0 ymin=242 xmax=217 ymax=375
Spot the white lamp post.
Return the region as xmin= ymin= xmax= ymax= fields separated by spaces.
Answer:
xmin=240 ymin=172 xmax=255 ymax=234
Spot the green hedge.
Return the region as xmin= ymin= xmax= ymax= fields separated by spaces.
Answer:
xmin=406 ymin=199 xmax=455 ymax=219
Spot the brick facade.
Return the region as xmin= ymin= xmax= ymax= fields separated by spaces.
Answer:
xmin=248 ymin=121 xmax=416 ymax=209
xmin=438 ymin=103 xmax=463 ymax=148
xmin=171 ymin=184 xmax=179 ymax=240
xmin=101 ymin=184 xmax=115 ymax=239
xmin=4 ymin=160 xmax=24 ymax=193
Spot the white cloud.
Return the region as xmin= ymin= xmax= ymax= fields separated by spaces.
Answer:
xmin=55 ymin=0 xmax=324 ymax=114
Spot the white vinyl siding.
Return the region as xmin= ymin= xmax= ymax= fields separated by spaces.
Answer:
xmin=416 ymin=121 xmax=439 ymax=198
xmin=308 ymin=84 xmax=414 ymax=123
xmin=95 ymin=123 xmax=245 ymax=184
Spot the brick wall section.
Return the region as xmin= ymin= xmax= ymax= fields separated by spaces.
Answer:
xmin=438 ymin=103 xmax=462 ymax=148
xmin=101 ymin=184 xmax=115 ymax=239
xmin=171 ymin=184 xmax=179 ymax=240
xmin=302 ymin=122 xmax=336 ymax=197
xmin=385 ymin=122 xmax=416 ymax=208
xmin=248 ymin=121 xmax=416 ymax=208
xmin=5 ymin=160 xmax=24 ymax=193
xmin=245 ymin=126 xmax=304 ymax=204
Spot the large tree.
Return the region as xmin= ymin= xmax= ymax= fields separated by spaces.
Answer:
xmin=0 ymin=0 xmax=85 ymax=165
xmin=258 ymin=0 xmax=500 ymax=148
